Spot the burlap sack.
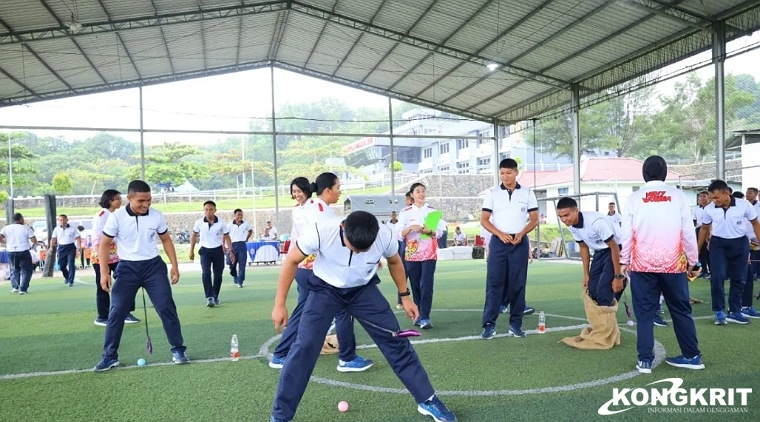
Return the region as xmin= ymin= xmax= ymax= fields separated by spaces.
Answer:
xmin=561 ymin=290 xmax=621 ymax=350
xmin=320 ymin=334 xmax=339 ymax=355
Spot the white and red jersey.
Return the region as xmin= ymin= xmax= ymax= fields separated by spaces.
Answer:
xmin=620 ymin=181 xmax=698 ymax=273
xmin=91 ymin=208 xmax=119 ymax=264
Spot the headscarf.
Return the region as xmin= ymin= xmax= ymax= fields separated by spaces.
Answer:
xmin=642 ymin=155 xmax=667 ymax=182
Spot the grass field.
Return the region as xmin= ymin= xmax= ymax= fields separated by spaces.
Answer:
xmin=1 ymin=260 xmax=758 ymax=421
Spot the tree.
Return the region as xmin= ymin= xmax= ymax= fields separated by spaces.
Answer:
xmin=389 ymin=160 xmax=402 ymax=172
xmin=127 ymin=142 xmax=207 ymax=186
xmin=527 ymin=78 xmax=654 ymax=159
xmin=0 ymin=132 xmax=39 ymax=194
xmin=652 ymin=73 xmax=755 ymax=163
xmin=52 ymin=172 xmax=73 ymax=194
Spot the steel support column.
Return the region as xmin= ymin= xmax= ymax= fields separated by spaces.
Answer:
xmin=571 ymin=84 xmax=581 ymax=195
xmin=713 ymin=21 xmax=727 ymax=180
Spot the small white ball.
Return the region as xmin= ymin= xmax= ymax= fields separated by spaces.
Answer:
xmin=627 ymin=320 xmax=635 ymax=326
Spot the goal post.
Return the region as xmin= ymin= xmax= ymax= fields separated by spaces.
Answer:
xmin=532 ymin=191 xmax=620 ymax=261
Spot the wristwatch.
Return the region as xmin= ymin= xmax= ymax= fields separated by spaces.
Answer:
xmin=399 ymin=289 xmax=411 ymax=297
xmin=614 ymin=274 xmax=626 ymax=279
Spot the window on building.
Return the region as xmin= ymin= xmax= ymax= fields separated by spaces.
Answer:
xmin=423 ymin=147 xmax=432 ymax=159
xmin=558 ymin=187 xmax=569 ymax=196
xmin=439 ymin=143 xmax=449 ymax=154
xmin=457 ymin=139 xmax=468 ymax=150
xmin=439 ymin=166 xmax=450 ymax=172
xmin=477 ymin=158 xmax=490 ymax=167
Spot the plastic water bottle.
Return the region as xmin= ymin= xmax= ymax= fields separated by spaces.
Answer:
xmin=230 ymin=334 xmax=239 ymax=361
xmin=538 ymin=311 xmax=546 ymax=333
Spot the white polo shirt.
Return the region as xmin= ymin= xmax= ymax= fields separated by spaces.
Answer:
xmin=51 ymin=224 xmax=80 ymax=246
xmin=481 ymin=183 xmax=538 ymax=234
xmin=570 ymin=211 xmax=619 ymax=252
xmin=0 ymin=223 xmax=35 ymax=252
xmin=701 ymin=197 xmax=758 ymax=239
xmin=227 ymin=220 xmax=252 ymax=243
xmin=297 ymin=217 xmax=398 ymax=288
xmin=620 ymin=180 xmax=698 ymax=272
xmin=750 ymin=200 xmax=760 ymax=217
xmin=102 ymin=205 xmax=168 ymax=261
xmin=304 ymin=197 xmax=336 ymax=224
xmin=606 ymin=212 xmax=622 ymax=228
xmin=193 ymin=216 xmax=229 ymax=248
xmin=691 ymin=206 xmax=706 ymax=228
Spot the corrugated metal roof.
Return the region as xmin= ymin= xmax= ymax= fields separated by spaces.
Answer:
xmin=1 ymin=0 xmax=760 ymax=123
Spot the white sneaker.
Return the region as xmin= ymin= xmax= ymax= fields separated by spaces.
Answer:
xmin=11 ymin=288 xmax=19 ymax=293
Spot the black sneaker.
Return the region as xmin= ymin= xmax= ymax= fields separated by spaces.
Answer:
xmin=93 ymin=357 xmax=120 ymax=372
xmin=172 ymin=350 xmax=189 ymax=364
xmin=93 ymin=318 xmax=107 ymax=327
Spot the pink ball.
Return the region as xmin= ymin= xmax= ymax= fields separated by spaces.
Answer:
xmin=338 ymin=401 xmax=349 ymax=412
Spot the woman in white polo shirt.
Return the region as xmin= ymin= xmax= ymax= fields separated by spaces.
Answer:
xmin=398 ymin=182 xmax=446 ymax=329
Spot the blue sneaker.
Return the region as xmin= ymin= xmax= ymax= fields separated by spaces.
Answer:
xmin=523 ymin=305 xmax=535 ymax=315
xmin=507 ymin=325 xmax=526 ymax=338
xmin=499 ymin=305 xmax=508 ymax=314
xmin=636 ymin=359 xmax=652 ymax=374
xmin=653 ymin=314 xmax=668 ymax=327
xmin=171 ymin=350 xmax=189 ymax=364
xmin=413 ymin=318 xmax=422 ymax=327
xmin=337 ymin=356 xmax=374 ymax=372
xmin=419 ymin=319 xmax=433 ymax=329
xmin=480 ymin=324 xmax=496 ymax=340
xmin=741 ymin=306 xmax=760 ymax=319
xmin=93 ymin=357 xmax=119 ymax=372
xmin=269 ymin=355 xmax=286 ymax=369
xmin=665 ymin=355 xmax=705 ymax=370
xmin=726 ymin=312 xmax=750 ymax=325
xmin=715 ymin=310 xmax=727 ymax=325
xmin=124 ymin=314 xmax=140 ymax=324
xmin=269 ymin=416 xmax=290 ymax=422
xmin=417 ymin=395 xmax=457 ymax=422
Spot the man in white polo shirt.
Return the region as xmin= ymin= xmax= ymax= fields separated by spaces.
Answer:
xmin=691 ymin=191 xmax=711 ymax=278
xmin=557 ymin=197 xmax=624 ymax=306
xmin=620 ymin=155 xmax=703 ymax=374
xmin=189 ymin=200 xmax=231 ymax=307
xmin=698 ymin=180 xmax=760 ymax=325
xmin=0 ymin=213 xmax=37 ymax=294
xmin=49 ymin=214 xmax=81 ymax=287
xmin=270 ymin=211 xmax=456 ymax=422
xmin=227 ymin=208 xmax=252 ymax=288
xmin=93 ymin=180 xmax=187 ymax=371
xmin=606 ymin=202 xmax=622 ymax=228
xmin=480 ymin=158 xmax=539 ymax=340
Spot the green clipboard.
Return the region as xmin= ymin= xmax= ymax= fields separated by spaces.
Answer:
xmin=421 ymin=210 xmax=442 ymax=240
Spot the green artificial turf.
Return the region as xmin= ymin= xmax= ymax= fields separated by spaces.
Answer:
xmin=1 ymin=260 xmax=758 ymax=421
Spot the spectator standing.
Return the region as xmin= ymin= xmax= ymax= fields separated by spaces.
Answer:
xmin=49 ymin=214 xmax=81 ymax=287
xmin=189 ymin=200 xmax=232 ymax=307
xmin=0 ymin=213 xmax=37 ymax=294
xmin=227 ymin=209 xmax=253 ymax=287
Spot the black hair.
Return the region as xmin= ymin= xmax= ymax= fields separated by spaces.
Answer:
xmin=748 ymin=187 xmax=759 ymax=194
xmin=310 ymin=172 xmax=338 ymax=196
xmin=409 ymin=182 xmax=426 ymax=193
xmin=556 ymin=197 xmax=578 ymax=210
xmin=344 ymin=211 xmax=379 ymax=250
xmin=77 ymin=225 xmax=85 ymax=231
xmin=499 ymin=158 xmax=518 ymax=170
xmin=127 ymin=180 xmax=151 ymax=194
xmin=233 ymin=208 xmax=243 ymax=214
xmin=732 ymin=191 xmax=744 ymax=199
xmin=707 ymin=179 xmax=730 ymax=193
xmin=608 ymin=202 xmax=615 ymax=206
xmin=12 ymin=213 xmax=23 ymax=223
xmin=698 ymin=190 xmax=708 ymax=195
xmin=405 ymin=191 xmax=412 ymax=198
xmin=98 ymin=189 xmax=121 ymax=209
xmin=290 ymin=177 xmax=313 ymax=199
xmin=203 ymin=200 xmax=216 ymax=208
xmin=58 ymin=214 xmax=68 ymax=219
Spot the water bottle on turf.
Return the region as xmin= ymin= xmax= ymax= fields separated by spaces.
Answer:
xmin=538 ymin=311 xmax=546 ymax=333
xmin=230 ymin=334 xmax=240 ymax=361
